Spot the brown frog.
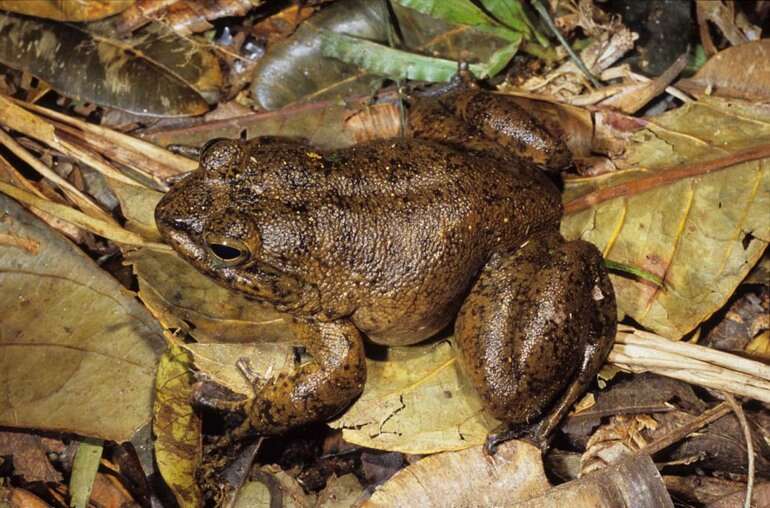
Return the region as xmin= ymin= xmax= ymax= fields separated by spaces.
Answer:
xmin=155 ymin=88 xmax=616 ymax=447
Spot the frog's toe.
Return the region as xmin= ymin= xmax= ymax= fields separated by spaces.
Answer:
xmin=483 ymin=422 xmax=545 ymax=455
xmin=191 ymin=377 xmax=249 ymax=414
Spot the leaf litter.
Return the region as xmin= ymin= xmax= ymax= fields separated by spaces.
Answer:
xmin=0 ymin=0 xmax=768 ymax=506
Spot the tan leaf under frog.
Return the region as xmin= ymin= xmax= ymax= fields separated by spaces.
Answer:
xmin=154 ymin=85 xmax=617 ymax=448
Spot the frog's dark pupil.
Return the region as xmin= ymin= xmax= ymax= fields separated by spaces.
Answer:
xmin=210 ymin=243 xmax=243 ymax=261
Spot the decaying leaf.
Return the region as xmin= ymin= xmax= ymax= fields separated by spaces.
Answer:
xmin=0 ymin=194 xmax=164 ymax=442
xmin=363 ymin=440 xmax=549 ymax=507
xmin=87 ymin=19 xmax=225 ymax=105
xmin=108 ymin=179 xmax=164 ymax=241
xmin=317 ymin=473 xmax=365 ymax=508
xmin=330 ymin=341 xmax=499 ymax=454
xmin=117 ymin=0 xmax=256 ymax=36
xmin=153 ymin=342 xmax=203 ymax=508
xmin=184 ymin=342 xmax=295 ymax=397
xmin=562 ymin=96 xmax=770 ymax=339
xmin=0 ymin=13 xmax=212 ymax=117
xmin=0 ymin=0 xmax=133 ymax=21
xmin=678 ymin=40 xmax=770 ymax=101
xmin=128 ymin=248 xmax=292 ymax=343
xmin=0 ymin=432 xmax=62 ymax=483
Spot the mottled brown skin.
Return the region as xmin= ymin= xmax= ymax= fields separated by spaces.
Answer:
xmin=154 ymin=88 xmax=616 ymax=445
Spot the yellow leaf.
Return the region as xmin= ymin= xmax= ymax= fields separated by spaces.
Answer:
xmin=563 ymin=97 xmax=770 ymax=338
xmin=154 ymin=342 xmax=202 ymax=508
xmin=330 ymin=341 xmax=499 ymax=454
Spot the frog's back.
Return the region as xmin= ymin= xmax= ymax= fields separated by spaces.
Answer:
xmin=248 ymin=138 xmax=563 ymax=345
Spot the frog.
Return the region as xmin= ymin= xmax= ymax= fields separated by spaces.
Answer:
xmin=154 ymin=86 xmax=617 ymax=449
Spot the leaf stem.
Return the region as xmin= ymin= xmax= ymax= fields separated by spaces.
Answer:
xmin=564 ymin=142 xmax=770 ymax=214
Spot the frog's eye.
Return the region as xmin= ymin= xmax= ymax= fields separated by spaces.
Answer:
xmin=205 ymin=235 xmax=251 ymax=266
xmin=200 ymin=137 xmax=228 ymax=155
xmin=200 ymin=139 xmax=243 ymax=178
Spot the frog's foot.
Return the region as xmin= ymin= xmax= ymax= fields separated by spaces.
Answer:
xmin=456 ymin=232 xmax=617 ymax=448
xmin=192 ymin=376 xmax=250 ymax=414
xmin=484 ymin=419 xmax=555 ymax=456
xmin=442 ymin=88 xmax=572 ymax=172
xmin=449 ymin=62 xmax=479 ymax=89
xmin=245 ymin=320 xmax=367 ymax=435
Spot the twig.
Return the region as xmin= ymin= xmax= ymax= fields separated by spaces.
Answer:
xmin=617 ymin=325 xmax=770 ymax=381
xmin=609 ymin=327 xmax=770 ymax=403
xmin=638 ymin=401 xmax=731 ymax=456
xmin=722 ymin=392 xmax=754 ymax=508
xmin=530 ymin=0 xmax=601 ymax=88
xmin=564 ymin=142 xmax=770 ymax=214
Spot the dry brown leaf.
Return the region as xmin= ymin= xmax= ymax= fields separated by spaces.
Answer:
xmin=128 ymin=248 xmax=292 ymax=343
xmin=678 ymin=40 xmax=770 ymax=101
xmin=0 ymin=0 xmax=133 ymax=21
xmin=0 ymin=432 xmax=61 ymax=483
xmin=363 ymin=440 xmax=549 ymax=507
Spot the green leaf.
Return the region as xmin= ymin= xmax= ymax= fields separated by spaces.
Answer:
xmin=479 ymin=0 xmax=535 ymax=37
xmin=319 ymin=31 xmax=519 ymax=82
xmin=69 ymin=439 xmax=103 ymax=508
xmin=395 ymin=0 xmax=520 ymax=42
xmin=251 ymin=0 xmax=514 ymax=110
xmin=476 ymin=38 xmax=522 ymax=78
xmin=604 ymin=259 xmax=665 ymax=288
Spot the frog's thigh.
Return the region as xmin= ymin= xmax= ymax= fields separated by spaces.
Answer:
xmin=455 ymin=234 xmax=615 ymax=426
xmin=247 ymin=320 xmax=366 ymax=434
xmin=449 ymin=90 xmax=571 ymax=171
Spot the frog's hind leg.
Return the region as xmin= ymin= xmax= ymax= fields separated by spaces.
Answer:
xmin=454 ymin=233 xmax=616 ymax=450
xmin=443 ymin=89 xmax=572 ymax=172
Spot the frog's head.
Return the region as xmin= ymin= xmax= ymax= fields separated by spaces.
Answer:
xmin=155 ymin=138 xmax=319 ymax=311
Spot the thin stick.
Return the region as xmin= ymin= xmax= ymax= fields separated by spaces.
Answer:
xmin=0 ymin=129 xmax=112 ymax=223
xmin=530 ymin=0 xmax=601 ymax=87
xmin=617 ymin=329 xmax=770 ymax=381
xmin=638 ymin=402 xmax=731 ymax=456
xmin=722 ymin=393 xmax=754 ymax=508
xmin=564 ymin=142 xmax=770 ymax=214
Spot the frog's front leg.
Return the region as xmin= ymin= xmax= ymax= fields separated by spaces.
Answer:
xmin=455 ymin=233 xmax=616 ymax=449
xmin=199 ymin=319 xmax=366 ymax=444
xmin=243 ymin=319 xmax=366 ymax=435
